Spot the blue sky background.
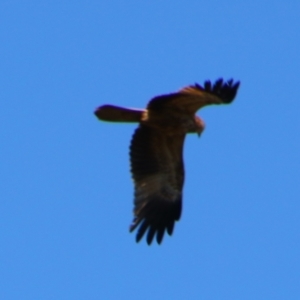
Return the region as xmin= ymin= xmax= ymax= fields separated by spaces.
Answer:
xmin=1 ymin=1 xmax=300 ymax=299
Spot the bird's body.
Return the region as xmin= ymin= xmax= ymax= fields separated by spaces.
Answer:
xmin=95 ymin=78 xmax=240 ymax=245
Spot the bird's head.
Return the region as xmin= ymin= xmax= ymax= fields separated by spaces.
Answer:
xmin=187 ymin=116 xmax=205 ymax=136
xmin=194 ymin=116 xmax=205 ymax=137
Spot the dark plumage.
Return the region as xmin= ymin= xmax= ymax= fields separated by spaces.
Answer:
xmin=95 ymin=78 xmax=240 ymax=245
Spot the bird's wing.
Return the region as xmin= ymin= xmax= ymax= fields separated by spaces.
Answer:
xmin=147 ymin=78 xmax=240 ymax=114
xmin=94 ymin=105 xmax=144 ymax=122
xmin=129 ymin=125 xmax=185 ymax=245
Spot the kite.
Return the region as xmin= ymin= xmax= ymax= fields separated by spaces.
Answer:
xmin=95 ymin=78 xmax=240 ymax=245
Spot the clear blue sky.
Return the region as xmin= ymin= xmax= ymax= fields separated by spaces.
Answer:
xmin=1 ymin=1 xmax=299 ymax=299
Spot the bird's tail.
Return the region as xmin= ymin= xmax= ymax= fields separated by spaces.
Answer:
xmin=94 ymin=105 xmax=144 ymax=123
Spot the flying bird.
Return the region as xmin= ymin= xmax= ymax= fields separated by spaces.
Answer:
xmin=95 ymin=78 xmax=240 ymax=245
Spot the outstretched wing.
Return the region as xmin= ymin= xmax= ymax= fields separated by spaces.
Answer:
xmin=147 ymin=78 xmax=240 ymax=114
xmin=129 ymin=125 xmax=185 ymax=245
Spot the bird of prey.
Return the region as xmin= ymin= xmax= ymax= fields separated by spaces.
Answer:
xmin=94 ymin=78 xmax=240 ymax=245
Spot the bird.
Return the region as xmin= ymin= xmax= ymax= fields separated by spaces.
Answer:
xmin=94 ymin=78 xmax=240 ymax=245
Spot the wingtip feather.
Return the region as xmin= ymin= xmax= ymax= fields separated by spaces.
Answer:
xmin=201 ymin=78 xmax=240 ymax=103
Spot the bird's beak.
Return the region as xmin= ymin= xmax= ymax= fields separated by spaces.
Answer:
xmin=197 ymin=130 xmax=202 ymax=138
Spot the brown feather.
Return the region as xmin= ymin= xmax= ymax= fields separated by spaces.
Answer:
xmin=147 ymin=79 xmax=240 ymax=114
xmin=129 ymin=125 xmax=184 ymax=245
xmin=94 ymin=105 xmax=144 ymax=122
xmin=94 ymin=78 xmax=240 ymax=245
